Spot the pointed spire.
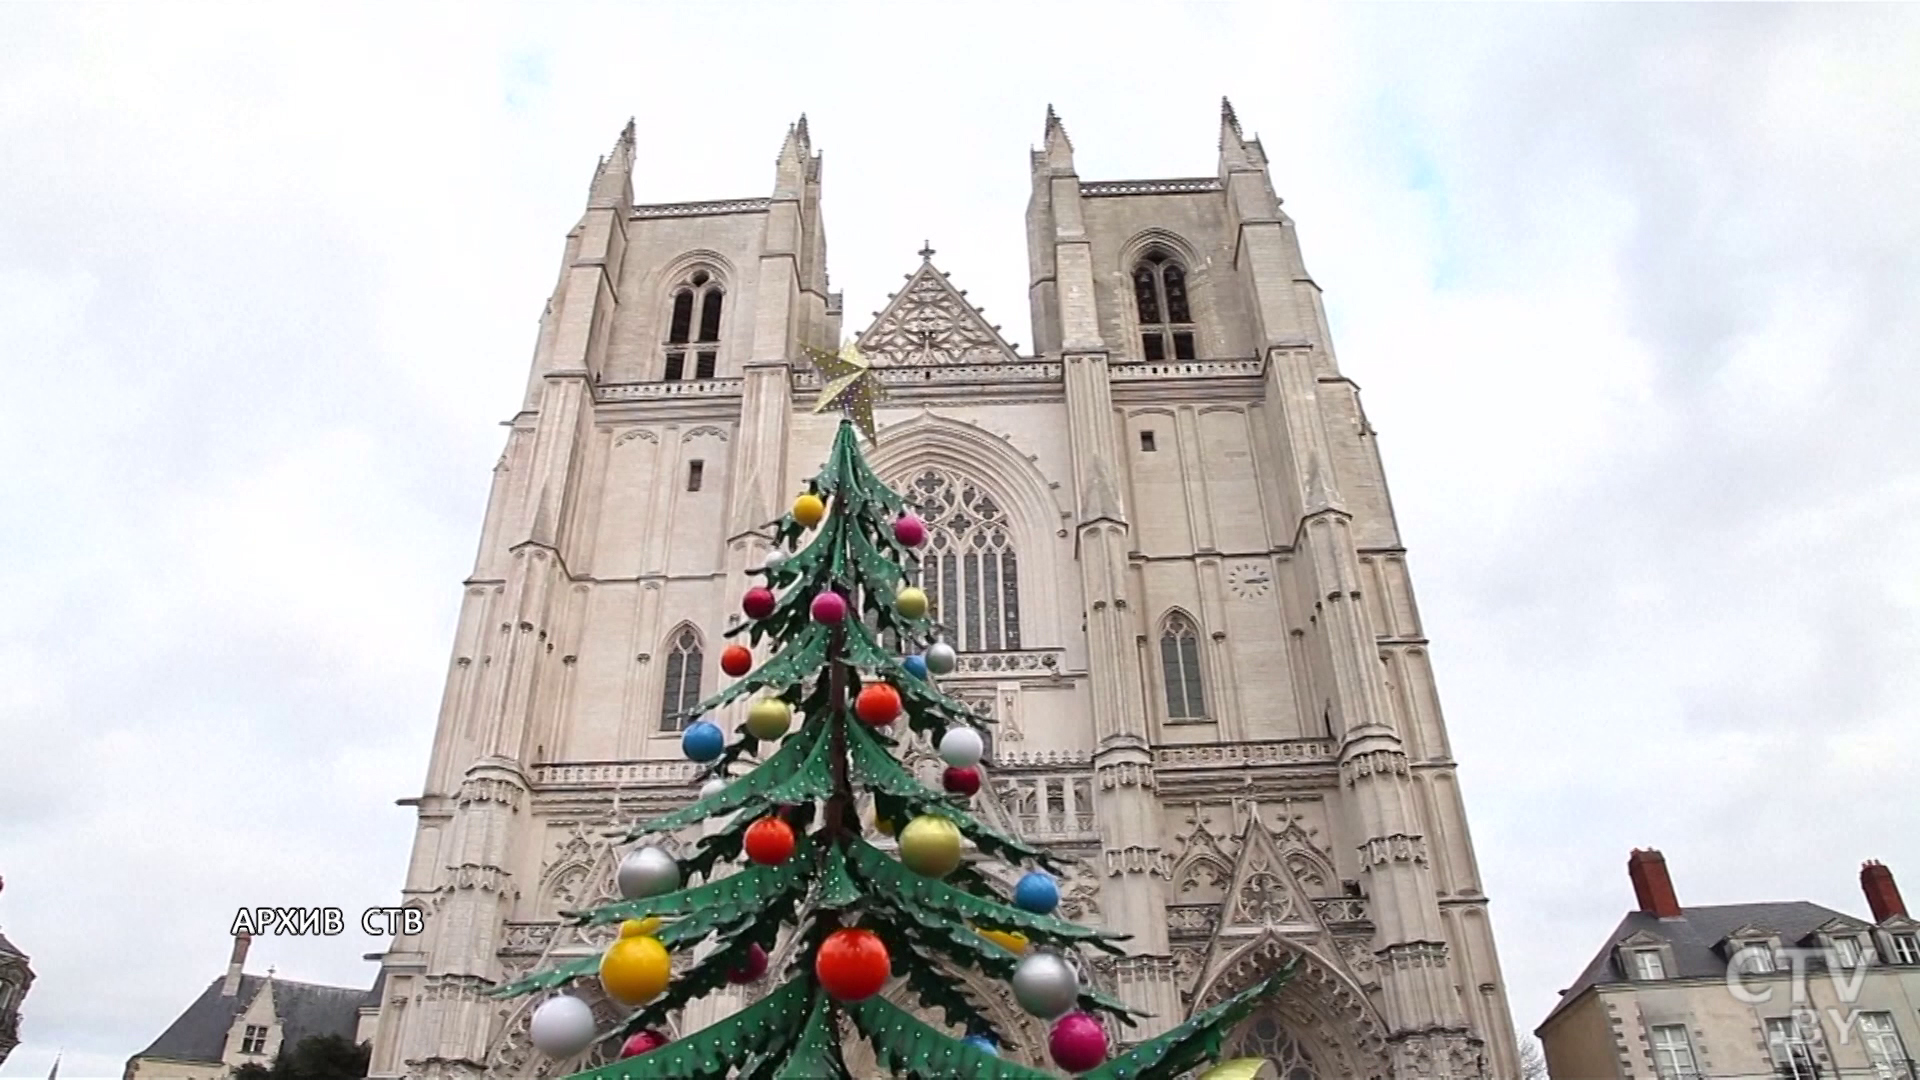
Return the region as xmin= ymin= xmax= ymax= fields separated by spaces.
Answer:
xmin=1219 ymin=95 xmax=1257 ymax=170
xmin=1041 ymin=104 xmax=1075 ymax=171
xmin=795 ymin=112 xmax=810 ymax=144
xmin=775 ymin=113 xmax=812 ymax=193
xmin=587 ymin=118 xmax=636 ymax=208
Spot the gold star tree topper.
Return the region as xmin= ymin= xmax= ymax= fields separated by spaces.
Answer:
xmin=806 ymin=340 xmax=886 ymax=441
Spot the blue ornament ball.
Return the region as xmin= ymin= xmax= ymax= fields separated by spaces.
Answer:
xmin=962 ymin=1035 xmax=999 ymax=1057
xmin=1014 ymin=872 xmax=1060 ymax=915
xmin=903 ymin=654 xmax=929 ymax=680
xmin=681 ymin=720 xmax=725 ymax=762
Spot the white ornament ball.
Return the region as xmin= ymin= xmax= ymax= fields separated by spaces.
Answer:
xmin=1012 ymin=951 xmax=1080 ymax=1019
xmin=617 ymin=846 xmax=681 ymax=901
xmin=925 ymin=641 xmax=958 ymax=676
xmin=938 ymin=727 xmax=985 ymax=768
xmin=529 ymin=994 xmax=599 ymax=1057
xmin=763 ymin=549 xmax=789 ymax=570
xmin=699 ymin=777 xmax=728 ymax=800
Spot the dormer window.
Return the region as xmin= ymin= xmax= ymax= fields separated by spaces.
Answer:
xmin=665 ymin=269 xmax=723 ymax=381
xmin=1735 ymin=943 xmax=1776 ymax=974
xmin=1633 ymin=949 xmax=1666 ymax=980
xmin=1890 ymin=932 xmax=1920 ymax=964
xmin=1832 ymin=934 xmax=1866 ymax=968
xmin=241 ymin=1025 xmax=268 ymax=1055
xmin=1132 ymin=249 xmax=1196 ymax=361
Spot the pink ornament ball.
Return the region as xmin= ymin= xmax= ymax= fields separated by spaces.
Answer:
xmin=1049 ymin=1011 xmax=1108 ymax=1073
xmin=810 ymin=591 xmax=848 ymax=624
xmin=728 ymin=942 xmax=769 ymax=984
xmin=742 ymin=587 xmax=777 ymax=619
xmin=619 ymin=1030 xmax=668 ymax=1058
xmin=894 ymin=514 xmax=928 ymax=548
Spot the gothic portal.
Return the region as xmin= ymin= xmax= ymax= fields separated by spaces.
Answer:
xmin=362 ymin=104 xmax=1520 ymax=1079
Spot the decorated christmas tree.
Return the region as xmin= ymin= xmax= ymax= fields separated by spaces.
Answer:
xmin=493 ymin=346 xmax=1292 ymax=1077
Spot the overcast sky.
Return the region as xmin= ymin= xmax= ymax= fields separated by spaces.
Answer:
xmin=3 ymin=3 xmax=1918 ymax=1077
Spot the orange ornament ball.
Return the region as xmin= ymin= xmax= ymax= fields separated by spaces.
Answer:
xmin=815 ymin=927 xmax=891 ymax=1002
xmin=855 ymin=683 xmax=902 ymax=727
xmin=743 ymin=817 xmax=797 ymax=866
xmin=720 ymin=645 xmax=752 ymax=678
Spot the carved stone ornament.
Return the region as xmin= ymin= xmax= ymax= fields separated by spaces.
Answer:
xmin=1103 ymin=845 xmax=1171 ymax=878
xmin=855 ymin=258 xmax=1020 ymax=366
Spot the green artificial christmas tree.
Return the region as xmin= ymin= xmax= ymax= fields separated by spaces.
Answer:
xmin=494 ymin=357 xmax=1292 ymax=1077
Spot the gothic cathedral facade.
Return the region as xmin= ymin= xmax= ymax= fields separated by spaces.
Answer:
xmin=363 ymin=104 xmax=1520 ymax=1079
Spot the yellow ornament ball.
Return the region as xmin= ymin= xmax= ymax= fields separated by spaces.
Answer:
xmin=747 ymin=699 xmax=792 ymax=740
xmin=793 ymin=493 xmax=826 ymax=528
xmin=898 ymin=814 xmax=963 ymax=878
xmin=895 ymin=586 xmax=930 ymax=620
xmin=600 ymin=932 xmax=670 ymax=1005
xmin=979 ymin=928 xmax=1030 ymax=954
xmin=874 ymin=815 xmax=896 ymax=836
xmin=620 ymin=917 xmax=662 ymax=939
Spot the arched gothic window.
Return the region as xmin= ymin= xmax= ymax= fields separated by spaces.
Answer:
xmin=1160 ymin=612 xmax=1207 ymax=720
xmin=1132 ymin=248 xmax=1196 ymax=361
xmin=908 ymin=469 xmax=1020 ymax=652
xmin=664 ymin=269 xmax=724 ymax=381
xmin=659 ymin=627 xmax=704 ymax=731
xmin=1228 ymin=1011 xmax=1320 ymax=1080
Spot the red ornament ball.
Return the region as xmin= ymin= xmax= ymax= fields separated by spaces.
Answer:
xmin=855 ymin=683 xmax=903 ymax=727
xmin=742 ymin=587 xmax=776 ymax=619
xmin=1049 ymin=1011 xmax=1109 ymax=1073
xmin=619 ymin=1031 xmax=668 ymax=1058
xmin=893 ymin=514 xmax=928 ymax=548
xmin=743 ymin=817 xmax=797 ymax=866
xmin=810 ymin=591 xmax=848 ymax=624
xmin=815 ymin=928 xmax=891 ymax=1002
xmin=943 ymin=765 xmax=982 ymax=797
xmin=720 ymin=644 xmax=752 ymax=677
xmin=728 ymin=942 xmax=769 ymax=985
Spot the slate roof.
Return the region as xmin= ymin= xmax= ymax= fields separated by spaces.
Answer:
xmin=136 ymin=974 xmax=368 ymax=1064
xmin=1540 ymin=901 xmax=1853 ymax=1028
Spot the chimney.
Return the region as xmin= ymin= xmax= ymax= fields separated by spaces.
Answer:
xmin=222 ymin=931 xmax=251 ymax=996
xmin=1628 ymin=849 xmax=1682 ymax=918
xmin=1862 ymin=860 xmax=1907 ymax=922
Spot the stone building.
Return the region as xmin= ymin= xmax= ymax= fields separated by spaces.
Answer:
xmin=0 ymin=878 xmax=32 ymax=1069
xmin=362 ymin=102 xmax=1519 ymax=1079
xmin=1538 ymin=850 xmax=1920 ymax=1079
xmin=125 ymin=933 xmax=376 ymax=1080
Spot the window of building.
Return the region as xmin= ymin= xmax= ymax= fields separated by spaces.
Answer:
xmin=1140 ymin=430 xmax=1157 ymax=452
xmin=241 ymin=1026 xmax=268 ymax=1055
xmin=1736 ymin=943 xmax=1776 ymax=974
xmin=1631 ymin=949 xmax=1666 ymax=980
xmin=664 ymin=269 xmax=723 ymax=381
xmin=1891 ymin=932 xmax=1920 ymax=964
xmin=1650 ymin=1024 xmax=1698 ymax=1080
xmin=1766 ymin=1017 xmax=1819 ymax=1080
xmin=1132 ymin=248 xmax=1197 ymax=361
xmin=1160 ymin=613 xmax=1207 ymax=721
xmin=1834 ymin=934 xmax=1866 ymax=968
xmin=907 ymin=469 xmax=1019 ymax=652
xmin=659 ymin=627 xmax=703 ymax=731
xmin=687 ymin=460 xmax=704 ymax=492
xmin=1859 ymin=1012 xmax=1909 ymax=1078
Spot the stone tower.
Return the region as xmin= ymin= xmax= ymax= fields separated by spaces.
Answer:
xmin=364 ymin=104 xmax=1519 ymax=1079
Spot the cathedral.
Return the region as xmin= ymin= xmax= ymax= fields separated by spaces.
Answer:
xmin=362 ymin=102 xmax=1520 ymax=1079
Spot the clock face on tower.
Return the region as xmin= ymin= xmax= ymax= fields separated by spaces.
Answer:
xmin=1227 ymin=560 xmax=1272 ymax=600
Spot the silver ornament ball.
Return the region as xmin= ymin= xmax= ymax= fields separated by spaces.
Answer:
xmin=1012 ymin=951 xmax=1080 ymax=1019
xmin=699 ymin=777 xmax=729 ymax=800
xmin=763 ymin=549 xmax=789 ymax=570
xmin=617 ymin=846 xmax=681 ymax=901
xmin=925 ymin=641 xmax=958 ymax=676
xmin=938 ymin=727 xmax=985 ymax=768
xmin=529 ymin=995 xmax=599 ymax=1057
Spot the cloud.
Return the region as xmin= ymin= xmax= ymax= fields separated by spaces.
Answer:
xmin=1 ymin=3 xmax=1916 ymax=1075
